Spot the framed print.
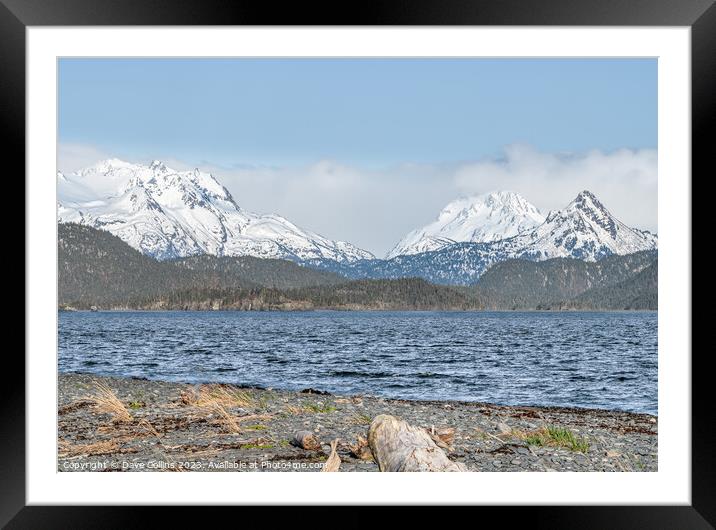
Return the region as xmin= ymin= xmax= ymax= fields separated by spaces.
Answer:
xmin=6 ymin=0 xmax=712 ymax=527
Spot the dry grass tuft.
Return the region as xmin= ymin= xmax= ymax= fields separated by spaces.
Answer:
xmin=87 ymin=380 xmax=133 ymax=423
xmin=58 ymin=440 xmax=120 ymax=457
xmin=137 ymin=418 xmax=162 ymax=439
xmin=284 ymin=405 xmax=302 ymax=415
xmin=181 ymin=383 xmax=275 ymax=434
xmin=196 ymin=385 xmax=256 ymax=409
xmin=210 ymin=401 xmax=242 ymax=434
xmin=179 ymin=389 xmax=198 ymax=406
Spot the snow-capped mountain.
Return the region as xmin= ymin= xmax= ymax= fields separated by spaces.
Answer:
xmin=57 ymin=159 xmax=374 ymax=262
xmin=308 ymin=190 xmax=657 ymax=285
xmin=385 ymin=191 xmax=545 ymax=259
xmin=57 ymin=159 xmax=657 ymax=286
xmin=504 ymin=190 xmax=658 ymax=262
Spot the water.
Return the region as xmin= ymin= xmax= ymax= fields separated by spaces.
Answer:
xmin=58 ymin=310 xmax=658 ymax=415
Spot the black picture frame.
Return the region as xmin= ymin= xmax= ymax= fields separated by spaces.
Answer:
xmin=6 ymin=0 xmax=709 ymax=527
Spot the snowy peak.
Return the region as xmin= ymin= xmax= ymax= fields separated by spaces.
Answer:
xmin=149 ymin=159 xmax=168 ymax=171
xmin=58 ymin=159 xmax=374 ymax=262
xmin=386 ymin=190 xmax=545 ymax=259
xmin=387 ymin=189 xmax=657 ymax=264
xmin=510 ymin=191 xmax=657 ymax=261
xmin=562 ymin=190 xmax=619 ymax=240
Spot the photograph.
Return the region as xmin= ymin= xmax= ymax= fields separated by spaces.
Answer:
xmin=55 ymin=57 xmax=659 ymax=473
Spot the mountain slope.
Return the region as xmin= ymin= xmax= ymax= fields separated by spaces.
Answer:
xmin=173 ymin=255 xmax=346 ymax=290
xmin=386 ymin=191 xmax=545 ymax=259
xmin=58 ymin=225 xmax=475 ymax=311
xmin=564 ymin=259 xmax=658 ymax=310
xmin=59 ymin=224 xmax=350 ymax=307
xmin=468 ymin=251 xmax=657 ymax=309
xmin=58 ymin=222 xmax=204 ymax=307
xmin=58 ymin=159 xmax=374 ymax=262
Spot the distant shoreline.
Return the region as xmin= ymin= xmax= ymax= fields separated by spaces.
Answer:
xmin=59 ymin=307 xmax=658 ymax=314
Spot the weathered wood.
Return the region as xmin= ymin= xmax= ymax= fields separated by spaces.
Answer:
xmin=368 ymin=414 xmax=468 ymax=472
xmin=426 ymin=426 xmax=455 ymax=449
xmin=348 ymin=435 xmax=374 ymax=461
xmin=322 ymin=439 xmax=341 ymax=472
xmin=291 ymin=430 xmax=321 ymax=451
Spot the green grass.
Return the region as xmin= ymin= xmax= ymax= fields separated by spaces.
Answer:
xmin=241 ymin=443 xmax=275 ymax=450
xmin=522 ymin=432 xmax=546 ymax=447
xmin=545 ymin=426 xmax=590 ymax=452
xmin=350 ymin=413 xmax=372 ymax=425
xmin=303 ymin=403 xmax=336 ymax=414
xmin=517 ymin=426 xmax=589 ymax=453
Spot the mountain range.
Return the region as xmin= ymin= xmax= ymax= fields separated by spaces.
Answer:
xmin=307 ymin=190 xmax=657 ymax=285
xmin=58 ymin=158 xmax=657 ymax=285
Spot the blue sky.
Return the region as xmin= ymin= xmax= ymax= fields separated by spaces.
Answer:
xmin=59 ymin=58 xmax=656 ymax=168
xmin=58 ymin=58 xmax=657 ymax=256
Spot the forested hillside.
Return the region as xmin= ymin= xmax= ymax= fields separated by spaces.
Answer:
xmin=59 ymin=224 xmax=657 ymax=311
xmin=173 ymin=254 xmax=345 ymax=289
xmin=563 ymin=260 xmax=657 ymax=310
xmin=469 ymin=251 xmax=657 ymax=310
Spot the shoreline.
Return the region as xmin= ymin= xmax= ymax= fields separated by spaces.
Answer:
xmin=59 ymin=369 xmax=656 ymax=417
xmin=58 ymin=373 xmax=657 ymax=472
xmin=59 ymin=307 xmax=658 ymax=314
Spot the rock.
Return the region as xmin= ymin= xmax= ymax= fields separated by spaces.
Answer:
xmin=300 ymin=388 xmax=331 ymax=395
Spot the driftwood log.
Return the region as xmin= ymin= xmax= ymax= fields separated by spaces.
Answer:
xmin=368 ymin=415 xmax=468 ymax=472
xmin=291 ymin=430 xmax=321 ymax=451
xmin=322 ymin=439 xmax=341 ymax=472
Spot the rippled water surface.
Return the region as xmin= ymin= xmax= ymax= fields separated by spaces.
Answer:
xmin=58 ymin=311 xmax=658 ymax=414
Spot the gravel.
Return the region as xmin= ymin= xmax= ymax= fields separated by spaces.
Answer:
xmin=57 ymin=373 xmax=657 ymax=472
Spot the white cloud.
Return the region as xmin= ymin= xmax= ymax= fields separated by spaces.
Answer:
xmin=56 ymin=143 xmax=658 ymax=257
xmin=57 ymin=142 xmax=117 ymax=174
xmin=453 ymin=144 xmax=658 ymax=234
xmin=175 ymin=159 xmax=459 ymax=257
